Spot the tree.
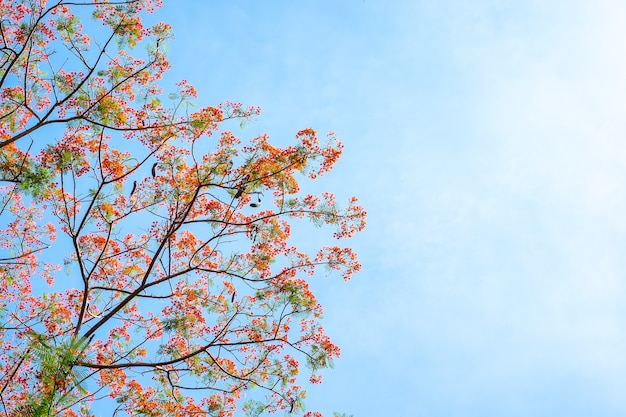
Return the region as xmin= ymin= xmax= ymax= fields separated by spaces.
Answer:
xmin=0 ymin=1 xmax=366 ymax=416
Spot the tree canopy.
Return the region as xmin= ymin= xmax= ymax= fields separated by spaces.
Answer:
xmin=0 ymin=1 xmax=366 ymax=416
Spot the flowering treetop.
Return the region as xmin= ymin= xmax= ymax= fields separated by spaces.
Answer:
xmin=0 ymin=1 xmax=365 ymax=416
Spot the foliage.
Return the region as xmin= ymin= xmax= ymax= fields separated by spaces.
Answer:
xmin=0 ymin=1 xmax=365 ymax=416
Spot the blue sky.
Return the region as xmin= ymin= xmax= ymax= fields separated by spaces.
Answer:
xmin=149 ymin=1 xmax=626 ymax=416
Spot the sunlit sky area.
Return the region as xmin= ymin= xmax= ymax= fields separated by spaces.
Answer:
xmin=146 ymin=1 xmax=626 ymax=415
